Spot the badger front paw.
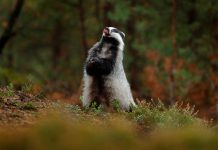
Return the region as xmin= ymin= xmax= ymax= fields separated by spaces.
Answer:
xmin=88 ymin=57 xmax=98 ymax=64
xmin=86 ymin=57 xmax=100 ymax=76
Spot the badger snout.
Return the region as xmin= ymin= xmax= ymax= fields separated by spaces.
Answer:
xmin=103 ymin=27 xmax=110 ymax=36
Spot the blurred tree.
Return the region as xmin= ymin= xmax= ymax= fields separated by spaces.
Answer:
xmin=0 ymin=0 xmax=25 ymax=55
xmin=78 ymin=0 xmax=88 ymax=57
xmin=168 ymin=0 xmax=177 ymax=104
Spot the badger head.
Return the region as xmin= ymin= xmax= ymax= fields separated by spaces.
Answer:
xmin=101 ymin=27 xmax=125 ymax=50
xmin=85 ymin=27 xmax=125 ymax=76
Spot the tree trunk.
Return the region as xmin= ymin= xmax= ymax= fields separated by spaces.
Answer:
xmin=77 ymin=0 xmax=88 ymax=98
xmin=52 ymin=19 xmax=63 ymax=70
xmin=95 ymin=0 xmax=100 ymax=21
xmin=126 ymin=1 xmax=140 ymax=93
xmin=168 ymin=0 xmax=177 ymax=104
xmin=78 ymin=0 xmax=88 ymax=58
xmin=0 ymin=0 xmax=25 ymax=55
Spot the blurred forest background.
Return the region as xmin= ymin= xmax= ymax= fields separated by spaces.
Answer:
xmin=0 ymin=0 xmax=218 ymax=119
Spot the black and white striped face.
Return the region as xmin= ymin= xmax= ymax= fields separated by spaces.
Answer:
xmin=102 ymin=27 xmax=125 ymax=45
xmin=85 ymin=27 xmax=125 ymax=76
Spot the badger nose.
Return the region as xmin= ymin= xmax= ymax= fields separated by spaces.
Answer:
xmin=103 ymin=27 xmax=110 ymax=35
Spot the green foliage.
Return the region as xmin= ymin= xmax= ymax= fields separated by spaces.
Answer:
xmin=108 ymin=0 xmax=130 ymax=23
xmin=0 ymin=68 xmax=29 ymax=87
xmin=111 ymin=99 xmax=122 ymax=112
xmin=22 ymin=102 xmax=37 ymax=111
xmin=55 ymin=100 xmax=204 ymax=130
xmin=65 ymin=104 xmax=82 ymax=114
xmin=87 ymin=102 xmax=104 ymax=114
xmin=0 ymin=86 xmax=41 ymax=112
xmin=127 ymin=101 xmax=203 ymax=129
xmin=21 ymin=82 xmax=33 ymax=93
xmin=0 ymin=83 xmax=14 ymax=98
xmin=35 ymin=91 xmax=46 ymax=99
xmin=79 ymin=95 xmax=83 ymax=102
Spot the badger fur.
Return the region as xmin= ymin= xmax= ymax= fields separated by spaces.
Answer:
xmin=82 ymin=27 xmax=136 ymax=110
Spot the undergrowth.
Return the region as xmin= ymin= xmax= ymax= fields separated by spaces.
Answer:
xmin=0 ymin=86 xmax=216 ymax=150
xmin=63 ymin=100 xmax=205 ymax=130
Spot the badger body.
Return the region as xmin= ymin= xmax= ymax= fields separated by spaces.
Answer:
xmin=82 ymin=27 xmax=136 ymax=110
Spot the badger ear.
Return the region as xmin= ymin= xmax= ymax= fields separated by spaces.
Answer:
xmin=121 ymin=32 xmax=125 ymax=39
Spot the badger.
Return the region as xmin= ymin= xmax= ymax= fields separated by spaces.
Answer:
xmin=82 ymin=27 xmax=136 ymax=110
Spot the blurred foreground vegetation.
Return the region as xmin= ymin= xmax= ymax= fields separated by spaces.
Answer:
xmin=1 ymin=115 xmax=218 ymax=150
xmin=1 ymin=87 xmax=217 ymax=150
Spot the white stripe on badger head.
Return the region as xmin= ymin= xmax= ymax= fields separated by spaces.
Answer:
xmin=108 ymin=27 xmax=116 ymax=32
xmin=108 ymin=27 xmax=125 ymax=50
xmin=108 ymin=26 xmax=125 ymax=38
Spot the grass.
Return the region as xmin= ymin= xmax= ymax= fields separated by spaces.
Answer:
xmin=126 ymin=101 xmax=203 ymax=130
xmin=21 ymin=102 xmax=37 ymax=111
xmin=0 ymin=86 xmax=48 ymax=126
xmin=0 ymin=87 xmax=217 ymax=150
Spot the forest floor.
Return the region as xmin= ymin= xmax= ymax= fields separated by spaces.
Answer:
xmin=0 ymin=87 xmax=218 ymax=150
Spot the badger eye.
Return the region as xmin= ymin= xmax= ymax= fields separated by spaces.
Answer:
xmin=120 ymin=32 xmax=125 ymax=39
